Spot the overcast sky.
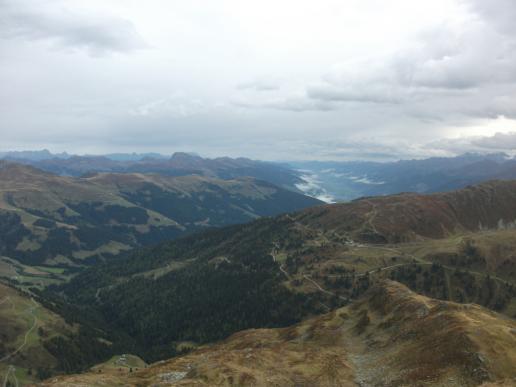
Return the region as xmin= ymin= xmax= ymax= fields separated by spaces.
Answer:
xmin=1 ymin=0 xmax=516 ymax=160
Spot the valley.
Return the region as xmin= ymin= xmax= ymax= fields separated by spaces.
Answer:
xmin=291 ymin=153 xmax=516 ymax=201
xmin=3 ymin=174 xmax=516 ymax=385
xmin=0 ymin=282 xmax=94 ymax=386
xmin=0 ymin=161 xmax=320 ymax=283
xmin=8 ymin=151 xmax=516 ymax=204
xmin=25 ymin=179 xmax=516 ymax=384
xmin=6 ymin=0 xmax=516 ymax=384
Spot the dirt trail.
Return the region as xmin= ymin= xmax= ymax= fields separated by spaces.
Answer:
xmin=0 ymin=297 xmax=15 ymax=314
xmin=363 ymin=200 xmax=380 ymax=235
xmin=271 ymin=242 xmax=291 ymax=279
xmin=303 ymin=274 xmax=349 ymax=302
xmin=0 ymin=298 xmax=39 ymax=363
xmin=279 ymin=265 xmax=290 ymax=279
xmin=2 ymin=365 xmax=18 ymax=387
xmin=1 ymin=297 xmax=37 ymax=387
xmin=279 ymin=213 xmax=515 ymax=315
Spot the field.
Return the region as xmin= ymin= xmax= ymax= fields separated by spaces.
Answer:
xmin=0 ymin=257 xmax=72 ymax=291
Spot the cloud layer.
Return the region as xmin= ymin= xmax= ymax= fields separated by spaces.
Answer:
xmin=1 ymin=0 xmax=516 ymax=160
xmin=0 ymin=0 xmax=147 ymax=55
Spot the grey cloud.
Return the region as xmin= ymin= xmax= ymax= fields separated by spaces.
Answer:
xmin=297 ymin=44 xmax=478 ymax=110
xmin=292 ymin=12 xmax=516 ymax=121
xmin=233 ymin=96 xmax=337 ymax=112
xmin=310 ymin=142 xmax=415 ymax=161
xmin=0 ymin=0 xmax=147 ymax=55
xmin=308 ymin=133 xmax=516 ymax=162
xmin=262 ymin=98 xmax=336 ymax=112
xmin=467 ymin=0 xmax=516 ymax=36
xmin=299 ymin=2 xmax=516 ymax=112
xmin=236 ymin=80 xmax=280 ymax=91
xmin=276 ymin=138 xmax=451 ymax=161
xmin=132 ymin=96 xmax=208 ymax=118
xmin=406 ymin=30 xmax=516 ymax=89
xmin=307 ymin=85 xmax=402 ymax=104
xmin=423 ymin=136 xmax=484 ymax=156
xmin=423 ymin=132 xmax=516 ymax=156
xmin=472 ymin=132 xmax=516 ymax=150
xmin=3 ymin=0 xmax=516 ymax=162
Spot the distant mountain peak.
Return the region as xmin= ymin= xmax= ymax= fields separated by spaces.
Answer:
xmin=0 ymin=149 xmax=70 ymax=161
xmin=170 ymin=152 xmax=204 ymax=161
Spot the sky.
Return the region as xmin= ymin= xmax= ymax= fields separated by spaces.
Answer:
xmin=1 ymin=0 xmax=516 ymax=161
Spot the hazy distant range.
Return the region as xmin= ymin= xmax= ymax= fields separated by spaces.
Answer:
xmin=2 ymin=150 xmax=516 ymax=203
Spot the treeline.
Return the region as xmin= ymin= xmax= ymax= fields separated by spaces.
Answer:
xmin=99 ymin=260 xmax=315 ymax=360
xmin=47 ymin=216 xmax=321 ymax=362
xmin=390 ymin=263 xmax=516 ymax=315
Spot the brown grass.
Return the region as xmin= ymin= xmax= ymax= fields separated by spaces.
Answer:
xmin=38 ymin=280 xmax=516 ymax=387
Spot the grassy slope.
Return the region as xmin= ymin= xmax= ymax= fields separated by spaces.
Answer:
xmin=38 ymin=281 xmax=516 ymax=387
xmin=56 ymin=181 xmax=516 ymax=363
xmin=296 ymin=179 xmax=516 ymax=243
xmin=17 ymin=179 xmax=516 ymax=383
xmin=0 ymin=283 xmax=76 ymax=386
xmin=0 ymin=162 xmax=320 ymax=272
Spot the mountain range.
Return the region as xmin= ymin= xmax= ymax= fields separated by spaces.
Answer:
xmin=7 ymin=150 xmax=516 ymax=204
xmin=13 ymin=178 xmax=512 ymax=385
xmin=0 ymin=161 xmax=320 ymax=269
xmin=290 ymin=152 xmax=516 ymax=201
xmin=1 ymin=153 xmax=516 ymax=385
xmin=1 ymin=151 xmax=303 ymax=192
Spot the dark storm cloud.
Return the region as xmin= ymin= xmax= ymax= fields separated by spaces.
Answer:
xmin=0 ymin=0 xmax=147 ymax=55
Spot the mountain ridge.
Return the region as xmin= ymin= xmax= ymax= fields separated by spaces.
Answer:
xmin=45 ymin=178 xmax=516 ymax=371
xmin=37 ymin=280 xmax=516 ymax=386
xmin=2 ymin=152 xmax=304 ymax=192
xmin=290 ymin=152 xmax=516 ymax=201
xmin=0 ymin=161 xmax=321 ymax=269
xmin=298 ymin=179 xmax=516 ymax=243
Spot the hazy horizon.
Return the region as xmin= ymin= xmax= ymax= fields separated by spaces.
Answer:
xmin=0 ymin=147 xmax=514 ymax=163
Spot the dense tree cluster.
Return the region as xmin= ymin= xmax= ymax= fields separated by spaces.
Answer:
xmin=0 ymin=211 xmax=29 ymax=254
xmin=390 ymin=263 xmax=516 ymax=313
xmin=45 ymin=218 xmax=320 ymax=363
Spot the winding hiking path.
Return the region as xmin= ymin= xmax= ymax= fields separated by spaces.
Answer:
xmin=1 ymin=297 xmax=37 ymax=387
xmin=303 ymin=274 xmax=349 ymax=302
xmin=279 ymin=264 xmax=290 ymax=279
xmin=0 ymin=298 xmax=39 ymax=363
xmin=278 ymin=213 xmax=515 ymax=313
xmin=2 ymin=365 xmax=18 ymax=387
xmin=363 ymin=200 xmax=380 ymax=235
xmin=271 ymin=242 xmax=291 ymax=279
